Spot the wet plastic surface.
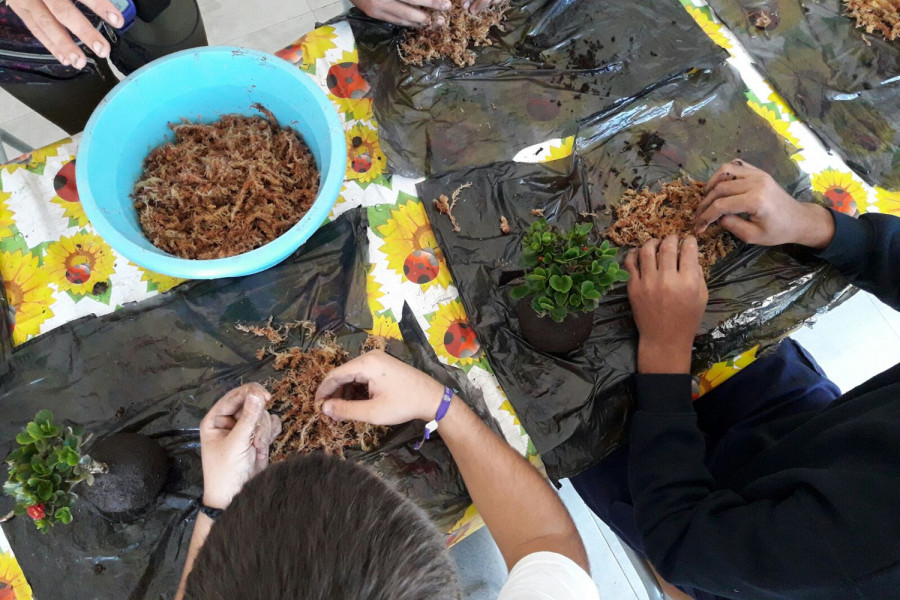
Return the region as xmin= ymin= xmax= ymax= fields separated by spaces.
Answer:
xmin=350 ymin=0 xmax=727 ymax=177
xmin=706 ymin=0 xmax=900 ymax=190
xmin=0 ymin=211 xmax=495 ymax=599
xmin=420 ymin=64 xmax=854 ymax=481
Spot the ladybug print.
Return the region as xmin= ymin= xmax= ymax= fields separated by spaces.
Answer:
xmin=526 ymin=97 xmax=560 ymax=122
xmin=825 ymin=187 xmax=857 ymax=214
xmin=403 ymin=248 xmax=440 ymax=284
xmin=54 ymin=159 xmax=80 ymax=203
xmin=275 ymin=43 xmax=304 ymax=65
xmin=351 ymin=151 xmax=373 ymax=174
xmin=66 ymin=263 xmax=92 ymax=285
xmin=326 ymin=62 xmax=370 ymax=100
xmin=443 ymin=321 xmax=481 ymax=359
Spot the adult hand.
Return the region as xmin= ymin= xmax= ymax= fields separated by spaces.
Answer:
xmin=316 ymin=350 xmax=446 ymax=425
xmin=695 ymin=159 xmax=835 ymax=249
xmin=8 ymin=0 xmax=123 ymax=68
xmin=625 ymin=236 xmax=708 ymax=374
xmin=350 ymin=0 xmax=450 ymax=28
xmin=199 ymin=383 xmax=281 ymax=510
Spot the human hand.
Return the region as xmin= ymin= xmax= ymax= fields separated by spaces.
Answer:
xmin=625 ymin=236 xmax=708 ymax=374
xmin=350 ymin=0 xmax=451 ymax=27
xmin=7 ymin=0 xmax=124 ymax=68
xmin=316 ymin=350 xmax=447 ymax=425
xmin=695 ymin=160 xmax=835 ymax=249
xmin=199 ymin=383 xmax=281 ymax=510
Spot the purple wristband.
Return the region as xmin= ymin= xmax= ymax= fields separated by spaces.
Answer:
xmin=413 ymin=387 xmax=453 ymax=450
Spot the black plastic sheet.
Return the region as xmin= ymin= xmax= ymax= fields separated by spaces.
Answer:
xmin=0 ymin=210 xmax=495 ymax=599
xmin=706 ymin=0 xmax=900 ymax=190
xmin=350 ymin=0 xmax=727 ymax=177
xmin=420 ymin=63 xmax=853 ymax=481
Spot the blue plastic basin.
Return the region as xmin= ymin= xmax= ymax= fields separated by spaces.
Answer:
xmin=76 ymin=46 xmax=346 ymax=279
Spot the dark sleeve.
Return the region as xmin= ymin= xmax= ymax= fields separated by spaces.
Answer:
xmin=628 ymin=375 xmax=841 ymax=596
xmin=815 ymin=210 xmax=900 ymax=310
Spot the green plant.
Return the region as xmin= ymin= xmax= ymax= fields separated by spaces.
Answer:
xmin=3 ymin=410 xmax=106 ymax=533
xmin=510 ymin=219 xmax=629 ymax=322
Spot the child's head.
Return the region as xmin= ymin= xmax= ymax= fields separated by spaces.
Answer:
xmin=184 ymin=452 xmax=461 ymax=599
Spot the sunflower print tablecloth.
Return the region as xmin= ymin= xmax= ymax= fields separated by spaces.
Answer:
xmin=1 ymin=5 xmax=898 ymax=596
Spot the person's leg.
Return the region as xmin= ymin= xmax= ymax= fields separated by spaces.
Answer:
xmin=0 ymin=57 xmax=119 ymax=134
xmin=108 ymin=0 xmax=208 ymax=75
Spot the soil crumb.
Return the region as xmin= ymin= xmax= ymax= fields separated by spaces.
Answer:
xmin=399 ymin=0 xmax=510 ymax=67
xmin=530 ymin=208 xmax=545 ymax=217
xmin=433 ymin=182 xmax=472 ymax=233
xmin=634 ymin=131 xmax=665 ymax=165
xmin=499 ymin=215 xmax=510 ymax=234
xmin=239 ymin=320 xmax=386 ymax=461
xmin=133 ymin=106 xmax=319 ymax=259
xmin=843 ymin=0 xmax=899 ymax=41
xmin=606 ymin=177 xmax=736 ymax=275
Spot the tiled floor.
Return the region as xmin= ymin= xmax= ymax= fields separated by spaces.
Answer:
xmin=2 ymin=1 xmax=898 ymax=598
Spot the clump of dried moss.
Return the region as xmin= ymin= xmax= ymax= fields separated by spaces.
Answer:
xmin=606 ymin=178 xmax=736 ymax=275
xmin=238 ymin=319 xmax=387 ymax=461
xmin=399 ymin=0 xmax=510 ymax=67
xmin=843 ymin=0 xmax=899 ymax=41
xmin=133 ymin=106 xmax=319 ymax=260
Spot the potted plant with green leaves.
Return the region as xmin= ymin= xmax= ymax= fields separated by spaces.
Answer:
xmin=510 ymin=219 xmax=629 ymax=354
xmin=3 ymin=410 xmax=168 ymax=532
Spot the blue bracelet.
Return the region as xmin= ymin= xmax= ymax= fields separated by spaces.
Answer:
xmin=414 ymin=387 xmax=453 ymax=450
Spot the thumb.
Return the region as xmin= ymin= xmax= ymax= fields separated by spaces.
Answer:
xmin=322 ymin=398 xmax=384 ymax=425
xmin=233 ymin=394 xmax=265 ymax=441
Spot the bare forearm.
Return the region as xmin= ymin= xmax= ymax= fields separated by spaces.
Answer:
xmin=175 ymin=512 xmax=213 ymax=600
xmin=439 ymin=397 xmax=588 ymax=571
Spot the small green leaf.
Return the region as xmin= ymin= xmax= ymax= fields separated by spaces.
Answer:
xmin=575 ymin=223 xmax=592 ymax=236
xmin=549 ymin=275 xmax=573 ymax=293
xmin=524 ymin=273 xmax=547 ymax=283
xmin=532 ymin=296 xmax=545 ymax=313
xmin=34 ymin=410 xmax=53 ymax=426
xmin=554 ymin=291 xmax=567 ymax=306
xmin=55 ymin=507 xmax=73 ymax=524
xmin=614 ymin=270 xmax=630 ymax=282
xmin=583 ymin=289 xmax=601 ymax=300
xmin=549 ymin=307 xmax=568 ymax=322
xmin=510 ymin=285 xmax=531 ymax=300
xmin=533 ymin=267 xmax=547 ymax=277
xmin=37 ymin=480 xmax=53 ymax=501
xmin=599 ymin=273 xmax=615 ymax=286
xmin=538 ymin=297 xmax=554 ymax=310
xmin=26 ymin=422 xmax=44 ymax=440
xmin=15 ymin=431 xmax=34 ymax=445
xmin=581 ymin=281 xmax=595 ymax=295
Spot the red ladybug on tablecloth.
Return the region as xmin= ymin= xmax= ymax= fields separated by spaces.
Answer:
xmin=54 ymin=160 xmax=79 ymax=203
xmin=403 ymin=248 xmax=440 ymax=284
xmin=443 ymin=321 xmax=480 ymax=359
xmin=327 ymin=62 xmax=369 ymax=100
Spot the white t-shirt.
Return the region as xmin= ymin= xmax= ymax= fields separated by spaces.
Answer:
xmin=497 ymin=552 xmax=601 ymax=599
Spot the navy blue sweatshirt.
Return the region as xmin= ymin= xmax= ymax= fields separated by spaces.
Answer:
xmin=629 ymin=210 xmax=900 ymax=599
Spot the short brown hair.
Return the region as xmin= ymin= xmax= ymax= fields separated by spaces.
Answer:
xmin=185 ymin=452 xmax=461 ymax=599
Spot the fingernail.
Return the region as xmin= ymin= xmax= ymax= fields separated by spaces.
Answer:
xmin=322 ymin=401 xmax=334 ymax=417
xmin=69 ymin=53 xmax=81 ymax=66
xmin=464 ymin=0 xmax=471 ymax=8
xmin=60 ymin=56 xmax=70 ymax=66
xmin=92 ymin=41 xmax=107 ymax=57
xmin=249 ymin=395 xmax=263 ymax=407
xmin=434 ymin=16 xmax=445 ymax=26
xmin=108 ymin=12 xmax=123 ymax=26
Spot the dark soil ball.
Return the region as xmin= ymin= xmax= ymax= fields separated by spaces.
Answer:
xmin=81 ymin=433 xmax=168 ymax=514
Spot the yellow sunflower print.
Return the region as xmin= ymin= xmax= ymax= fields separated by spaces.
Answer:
xmin=368 ymin=313 xmax=402 ymax=340
xmin=44 ymin=232 xmax=116 ymax=296
xmin=1 ymin=250 xmax=55 ymax=346
xmin=367 ymin=267 xmax=387 ymax=314
xmin=345 ymin=124 xmax=387 ymax=184
xmin=541 ymin=136 xmax=575 ymax=163
xmin=138 ymin=266 xmax=185 ymax=293
xmin=275 ymin=25 xmax=337 ymax=69
xmin=747 ymin=101 xmax=802 ymax=153
xmin=684 ymin=4 xmax=733 ymax=51
xmin=426 ymin=299 xmax=482 ymax=367
xmin=0 ymin=191 xmax=14 ymax=240
xmin=376 ymin=199 xmax=452 ymax=290
xmin=0 ymin=551 xmax=32 ymax=600
xmin=811 ymin=169 xmax=868 ymax=215
xmin=875 ymin=187 xmax=900 ymax=216
xmin=696 ymin=346 xmax=759 ymax=398
xmin=3 ymin=140 xmax=71 ymax=175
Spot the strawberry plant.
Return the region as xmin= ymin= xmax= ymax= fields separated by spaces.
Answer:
xmin=510 ymin=219 xmax=628 ymax=322
xmin=3 ymin=410 xmax=107 ymax=533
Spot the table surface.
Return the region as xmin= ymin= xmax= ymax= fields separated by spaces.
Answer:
xmin=1 ymin=1 xmax=898 ymax=597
